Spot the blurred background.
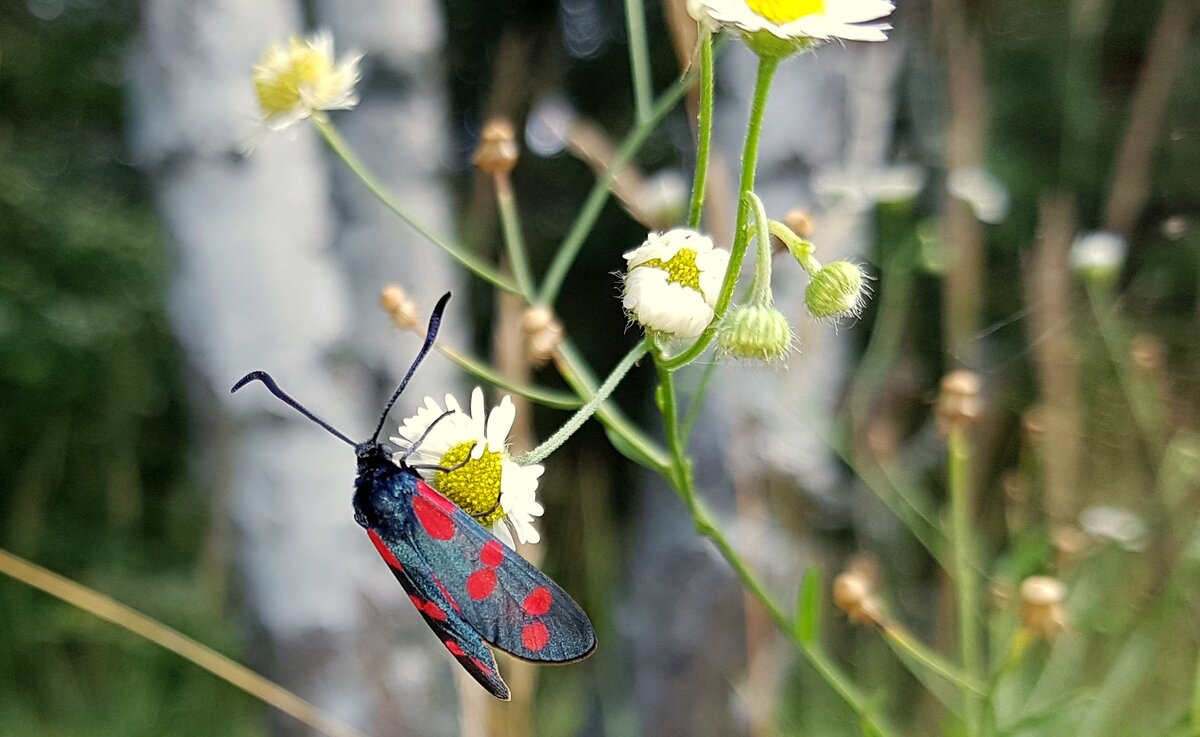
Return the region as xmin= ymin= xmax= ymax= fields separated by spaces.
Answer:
xmin=1 ymin=0 xmax=1199 ymax=736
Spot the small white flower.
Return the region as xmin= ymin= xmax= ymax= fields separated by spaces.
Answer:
xmin=252 ymin=31 xmax=362 ymax=132
xmin=690 ymin=0 xmax=894 ymax=45
xmin=1070 ymin=231 xmax=1127 ymax=283
xmin=947 ymin=167 xmax=1010 ymax=224
xmin=392 ymin=388 xmax=544 ymax=548
xmin=1079 ymin=506 xmax=1147 ymax=552
xmin=623 ymin=229 xmax=729 ymax=339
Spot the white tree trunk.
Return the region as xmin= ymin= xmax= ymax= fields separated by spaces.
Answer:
xmin=130 ymin=2 xmax=462 ymax=734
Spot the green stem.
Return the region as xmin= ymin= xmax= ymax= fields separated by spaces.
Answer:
xmin=312 ymin=117 xmax=518 ymax=294
xmin=495 ymin=174 xmax=536 ymax=299
xmin=663 ymin=55 xmax=780 ymax=370
xmin=624 ymin=0 xmax=654 ymax=124
xmin=746 ymin=192 xmax=773 ymax=303
xmin=687 ymin=32 xmax=715 ymax=229
xmin=654 ymin=353 xmax=897 ymax=737
xmin=882 ymin=624 xmax=984 ymax=696
xmin=434 ymin=343 xmax=582 ymax=410
xmin=521 ymin=342 xmax=648 ymax=465
xmin=948 ymin=426 xmax=984 ymax=735
xmin=556 ymin=339 xmax=671 ymax=473
xmin=537 ymin=59 xmax=705 ymax=306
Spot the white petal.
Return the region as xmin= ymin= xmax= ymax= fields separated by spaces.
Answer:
xmin=486 ymin=395 xmax=516 ymax=451
xmin=469 ymin=388 xmax=487 ymax=457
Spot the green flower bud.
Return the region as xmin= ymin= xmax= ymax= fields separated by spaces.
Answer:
xmin=718 ymin=303 xmax=794 ymax=362
xmin=805 ymin=260 xmax=868 ymax=320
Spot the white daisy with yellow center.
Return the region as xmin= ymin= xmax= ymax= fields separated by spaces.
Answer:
xmin=623 ymin=229 xmax=730 ymax=340
xmin=392 ymin=388 xmax=544 ymax=548
xmin=690 ymin=0 xmax=894 ymax=44
xmin=252 ymin=31 xmax=362 ymax=132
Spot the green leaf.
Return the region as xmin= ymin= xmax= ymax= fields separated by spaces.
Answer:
xmin=795 ymin=566 xmax=823 ymax=644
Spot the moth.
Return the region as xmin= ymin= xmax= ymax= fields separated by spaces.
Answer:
xmin=231 ymin=292 xmax=596 ymax=699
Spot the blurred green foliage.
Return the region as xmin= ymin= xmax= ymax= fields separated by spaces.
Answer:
xmin=0 ymin=3 xmax=262 ymax=734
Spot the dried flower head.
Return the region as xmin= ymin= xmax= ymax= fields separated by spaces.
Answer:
xmin=379 ymin=285 xmax=420 ymax=331
xmin=252 ymin=31 xmax=361 ymax=132
xmin=1019 ymin=576 xmax=1068 ymax=639
xmin=473 ymin=118 xmax=520 ymax=175
xmin=833 ymin=563 xmax=885 ymax=627
xmin=521 ymin=306 xmax=564 ymax=367
xmin=936 ymin=370 xmax=983 ymax=434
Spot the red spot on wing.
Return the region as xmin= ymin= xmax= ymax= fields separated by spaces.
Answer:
xmin=368 ymin=529 xmax=404 ymax=570
xmin=444 ymin=640 xmax=465 ymax=657
xmin=417 ymin=480 xmax=458 ymax=514
xmin=413 ymin=495 xmax=455 ymax=540
xmin=521 ymin=621 xmax=550 ymax=652
xmin=423 ymin=601 xmax=448 ymax=621
xmin=408 ymin=594 xmax=424 ymax=609
xmin=470 ymin=657 xmax=494 ymax=676
xmin=431 ymin=574 xmax=461 ymax=612
xmin=466 ymin=568 xmax=497 ymax=600
xmin=522 ymin=587 xmax=553 ymax=616
xmin=480 ymin=540 xmax=505 ymax=568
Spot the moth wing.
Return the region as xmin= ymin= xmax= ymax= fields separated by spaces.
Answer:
xmin=365 ymin=528 xmax=510 ymax=700
xmin=403 ymin=479 xmax=597 ymax=663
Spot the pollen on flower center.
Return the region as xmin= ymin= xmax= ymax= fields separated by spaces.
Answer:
xmin=745 ymin=0 xmax=824 ymax=23
xmin=434 ymin=441 xmax=505 ymax=526
xmin=636 ymin=248 xmax=703 ymax=291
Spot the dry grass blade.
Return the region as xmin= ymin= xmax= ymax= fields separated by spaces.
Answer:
xmin=0 ymin=548 xmax=373 ymax=737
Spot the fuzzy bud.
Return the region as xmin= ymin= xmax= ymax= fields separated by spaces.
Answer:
xmin=717 ymin=303 xmax=793 ymax=362
xmin=936 ymin=370 xmax=983 ymax=434
xmin=805 ymin=261 xmax=868 ymax=320
xmin=379 ymin=285 xmax=420 ymax=331
xmin=521 ymin=305 xmax=564 ymax=367
xmin=473 ymin=118 xmax=520 ymax=175
xmin=1019 ymin=576 xmax=1068 ymax=640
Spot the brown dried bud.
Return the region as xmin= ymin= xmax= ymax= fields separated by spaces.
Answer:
xmin=472 ymin=118 xmax=519 ymax=175
xmin=379 ymin=285 xmax=420 ymax=331
xmin=521 ymin=305 xmax=564 ymax=367
xmin=1129 ymin=334 xmax=1165 ymax=374
xmin=785 ymin=209 xmax=814 ymax=239
xmin=936 ymin=370 xmax=983 ymax=434
xmin=1019 ymin=576 xmax=1068 ymax=639
xmin=833 ymin=556 xmax=885 ymax=627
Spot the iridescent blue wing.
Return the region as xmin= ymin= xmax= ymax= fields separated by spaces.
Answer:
xmin=397 ymin=478 xmax=597 ymax=664
xmin=364 ymin=528 xmax=510 ymax=700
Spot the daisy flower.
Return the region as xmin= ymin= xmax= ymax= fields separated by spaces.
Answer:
xmin=252 ymin=31 xmax=362 ymax=132
xmin=689 ymin=0 xmax=894 ymax=49
xmin=623 ymin=229 xmax=729 ymax=340
xmin=392 ymin=388 xmax=544 ymax=548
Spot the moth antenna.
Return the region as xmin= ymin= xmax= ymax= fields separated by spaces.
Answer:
xmin=231 ymin=371 xmax=357 ymax=448
xmin=398 ymin=409 xmax=457 ymax=464
xmin=370 ymin=292 xmax=452 ymax=443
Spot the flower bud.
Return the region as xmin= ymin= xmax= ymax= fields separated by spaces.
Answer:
xmin=1019 ymin=576 xmax=1068 ymax=640
xmin=833 ymin=557 xmax=885 ymax=627
xmin=1070 ymin=231 xmax=1126 ymax=287
xmin=717 ymin=303 xmax=793 ymax=362
xmin=805 ymin=260 xmax=868 ymax=320
xmin=472 ymin=118 xmax=519 ymax=175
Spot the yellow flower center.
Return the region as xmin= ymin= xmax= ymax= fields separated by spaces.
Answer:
xmin=636 ymin=248 xmax=702 ymax=291
xmin=745 ymin=0 xmax=823 ymax=23
xmin=253 ymin=40 xmax=334 ymax=117
xmin=434 ymin=441 xmax=505 ymax=526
